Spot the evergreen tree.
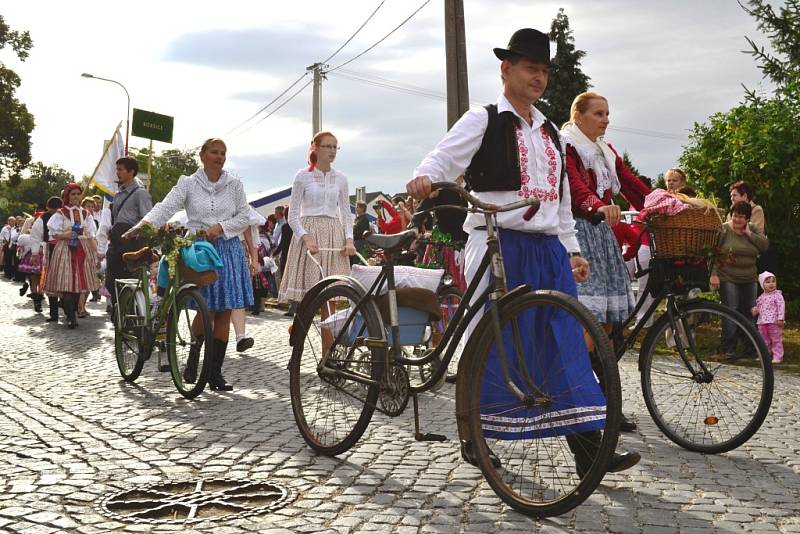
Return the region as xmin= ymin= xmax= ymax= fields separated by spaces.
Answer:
xmin=740 ymin=0 xmax=800 ymax=97
xmin=538 ymin=8 xmax=591 ymax=127
xmin=0 ymin=16 xmax=34 ymax=183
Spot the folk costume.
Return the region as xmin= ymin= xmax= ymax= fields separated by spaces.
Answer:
xmin=414 ymin=93 xmax=606 ymax=442
xmin=561 ymin=122 xmax=651 ymax=324
xmin=44 ymin=195 xmax=99 ymax=328
xmin=142 ymin=168 xmax=253 ymax=312
xmin=1 ymin=222 xmax=18 ymax=279
xmin=278 ymin=167 xmax=353 ymax=303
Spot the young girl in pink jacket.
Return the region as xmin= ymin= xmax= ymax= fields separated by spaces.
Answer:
xmin=752 ymin=271 xmax=785 ymax=364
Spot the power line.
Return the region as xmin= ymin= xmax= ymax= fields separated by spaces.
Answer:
xmin=333 ymin=69 xmax=688 ymax=140
xmin=321 ymin=0 xmax=388 ymax=64
xmin=223 ymin=1 xmax=387 ymax=136
xmin=225 ymin=72 xmax=309 ymax=135
xmin=232 ymin=78 xmax=314 ymax=137
xmin=326 ymin=0 xmax=432 ymax=73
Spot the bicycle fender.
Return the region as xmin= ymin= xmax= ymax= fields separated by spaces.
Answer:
xmin=289 ymin=275 xmax=384 ymax=347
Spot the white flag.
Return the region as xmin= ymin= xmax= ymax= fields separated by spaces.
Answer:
xmin=88 ymin=122 xmax=125 ymax=197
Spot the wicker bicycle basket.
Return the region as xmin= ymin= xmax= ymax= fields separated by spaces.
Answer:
xmin=177 ymin=256 xmax=218 ymax=287
xmin=648 ymin=207 xmax=724 ymax=259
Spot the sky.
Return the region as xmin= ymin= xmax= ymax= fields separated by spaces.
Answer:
xmin=3 ymin=0 xmax=776 ymax=196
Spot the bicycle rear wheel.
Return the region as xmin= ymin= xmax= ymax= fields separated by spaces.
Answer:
xmin=166 ymin=288 xmax=213 ymax=400
xmin=640 ymin=299 xmax=773 ymax=453
xmin=289 ymin=283 xmax=383 ymax=456
xmin=464 ymin=290 xmax=620 ymax=518
xmin=114 ymin=286 xmax=147 ymax=382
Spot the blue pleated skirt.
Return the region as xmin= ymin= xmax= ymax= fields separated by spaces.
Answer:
xmin=199 ymin=237 xmax=254 ymax=311
xmin=479 ymin=230 xmax=607 ymax=440
xmin=575 ymin=218 xmax=635 ymax=323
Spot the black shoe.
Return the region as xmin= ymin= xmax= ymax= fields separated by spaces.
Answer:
xmin=620 ymin=414 xmax=637 ymax=432
xmin=67 ymin=321 xmax=78 ymax=329
xmin=460 ymin=440 xmax=501 ymax=468
xmin=607 ymin=451 xmax=641 ymax=473
xmin=208 ymin=339 xmax=233 ymax=391
xmin=46 ymin=316 xmax=59 ymax=322
xmin=19 ymin=282 xmax=29 ymax=296
xmin=236 ymin=337 xmax=254 ymax=352
xmin=251 ymin=309 xmax=261 ymax=316
xmin=33 ymin=296 xmax=43 ymax=313
xmin=283 ymin=311 xmax=294 ymax=317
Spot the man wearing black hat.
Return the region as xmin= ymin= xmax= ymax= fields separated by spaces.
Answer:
xmin=408 ymin=28 xmax=640 ymax=476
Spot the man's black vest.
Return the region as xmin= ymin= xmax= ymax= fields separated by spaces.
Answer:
xmin=464 ymin=104 xmax=564 ymax=194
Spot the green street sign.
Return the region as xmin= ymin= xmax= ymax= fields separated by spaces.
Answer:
xmin=131 ymin=108 xmax=174 ymax=143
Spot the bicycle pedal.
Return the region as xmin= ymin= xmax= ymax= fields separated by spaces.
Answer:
xmin=415 ymin=432 xmax=448 ymax=442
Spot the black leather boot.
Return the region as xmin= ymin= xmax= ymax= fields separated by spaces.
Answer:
xmin=208 ymin=339 xmax=233 ymax=391
xmin=182 ymin=337 xmax=203 ymax=384
xmin=567 ymin=430 xmax=641 ymax=479
xmin=46 ymin=296 xmax=59 ymax=322
xmin=460 ymin=440 xmax=501 ymax=468
xmin=63 ymin=294 xmax=78 ymax=328
xmin=33 ymin=294 xmax=43 ymax=313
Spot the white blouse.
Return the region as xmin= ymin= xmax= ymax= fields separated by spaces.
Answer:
xmin=47 ymin=208 xmax=97 ymax=239
xmin=287 ymin=167 xmax=353 ymax=240
xmin=413 ymin=94 xmax=579 ymax=253
xmin=143 ymin=168 xmax=250 ymax=240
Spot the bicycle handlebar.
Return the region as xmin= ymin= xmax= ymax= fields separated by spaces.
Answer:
xmin=430 ymin=182 xmax=540 ymax=218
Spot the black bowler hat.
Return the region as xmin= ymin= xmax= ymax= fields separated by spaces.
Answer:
xmin=494 ymin=28 xmax=553 ymax=66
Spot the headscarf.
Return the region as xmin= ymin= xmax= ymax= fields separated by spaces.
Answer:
xmin=60 ymin=183 xmax=87 ymax=223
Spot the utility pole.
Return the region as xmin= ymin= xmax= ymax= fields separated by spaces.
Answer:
xmin=444 ymin=0 xmax=469 ymax=129
xmin=307 ymin=63 xmax=326 ymax=135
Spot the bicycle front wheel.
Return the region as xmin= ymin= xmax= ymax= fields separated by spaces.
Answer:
xmin=114 ymin=286 xmax=147 ymax=382
xmin=465 ymin=290 xmax=620 ymax=518
xmin=640 ymin=299 xmax=773 ymax=453
xmin=289 ymin=283 xmax=383 ymax=456
xmin=166 ymin=288 xmax=213 ymax=400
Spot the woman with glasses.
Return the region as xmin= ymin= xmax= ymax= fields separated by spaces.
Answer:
xmin=278 ymin=130 xmax=355 ymax=306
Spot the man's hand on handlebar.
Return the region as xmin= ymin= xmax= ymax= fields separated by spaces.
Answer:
xmin=407 ymin=176 xmax=432 ymax=200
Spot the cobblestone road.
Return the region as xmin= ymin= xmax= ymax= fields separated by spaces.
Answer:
xmin=1 ymin=277 xmax=799 ymax=533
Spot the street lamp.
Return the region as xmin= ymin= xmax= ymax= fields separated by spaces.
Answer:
xmin=81 ymin=73 xmax=130 ymax=155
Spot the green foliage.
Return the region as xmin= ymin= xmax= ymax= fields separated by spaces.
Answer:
xmin=0 ymin=15 xmax=34 ymax=181
xmin=538 ymin=8 xmax=591 ymax=128
xmin=0 ymin=162 xmax=74 ymax=219
xmin=740 ymin=0 xmax=800 ymax=96
xmin=130 ymin=147 xmax=198 ymax=203
xmin=680 ymin=1 xmax=800 ymax=300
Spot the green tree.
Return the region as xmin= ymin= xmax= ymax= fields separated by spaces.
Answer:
xmin=538 ymin=8 xmax=591 ymax=127
xmin=680 ymin=2 xmax=800 ymax=299
xmin=0 ymin=16 xmax=35 ymax=183
xmin=130 ymin=147 xmax=198 ymax=203
xmin=0 ymin=162 xmax=74 ymax=219
xmin=740 ymin=0 xmax=800 ymax=95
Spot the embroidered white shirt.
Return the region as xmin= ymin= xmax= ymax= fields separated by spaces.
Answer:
xmin=287 ymin=167 xmax=354 ymax=240
xmin=413 ymin=94 xmax=579 ymax=253
xmin=142 ymin=168 xmax=250 ymax=240
xmin=0 ymin=225 xmax=17 ymax=245
xmin=47 ymin=209 xmax=97 ymax=238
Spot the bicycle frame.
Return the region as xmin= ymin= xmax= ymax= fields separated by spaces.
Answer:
xmin=114 ymin=261 xmax=180 ymax=353
xmin=314 ymin=209 xmax=534 ymax=401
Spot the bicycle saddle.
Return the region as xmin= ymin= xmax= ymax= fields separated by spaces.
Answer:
xmin=122 ymin=247 xmax=159 ymax=268
xmin=365 ymin=229 xmax=417 ymax=252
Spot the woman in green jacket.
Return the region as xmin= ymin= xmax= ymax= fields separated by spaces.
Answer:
xmin=710 ymin=201 xmax=769 ymax=356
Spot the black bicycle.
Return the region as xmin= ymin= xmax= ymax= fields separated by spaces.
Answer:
xmin=288 ymin=183 xmax=622 ymax=517
xmin=616 ymin=220 xmax=774 ymax=453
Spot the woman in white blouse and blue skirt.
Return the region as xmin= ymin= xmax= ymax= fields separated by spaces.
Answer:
xmin=128 ymin=138 xmax=252 ymax=391
xmin=278 ymin=131 xmax=355 ymax=304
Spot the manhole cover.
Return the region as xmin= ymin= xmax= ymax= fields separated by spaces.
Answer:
xmin=98 ymin=478 xmax=295 ymax=524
